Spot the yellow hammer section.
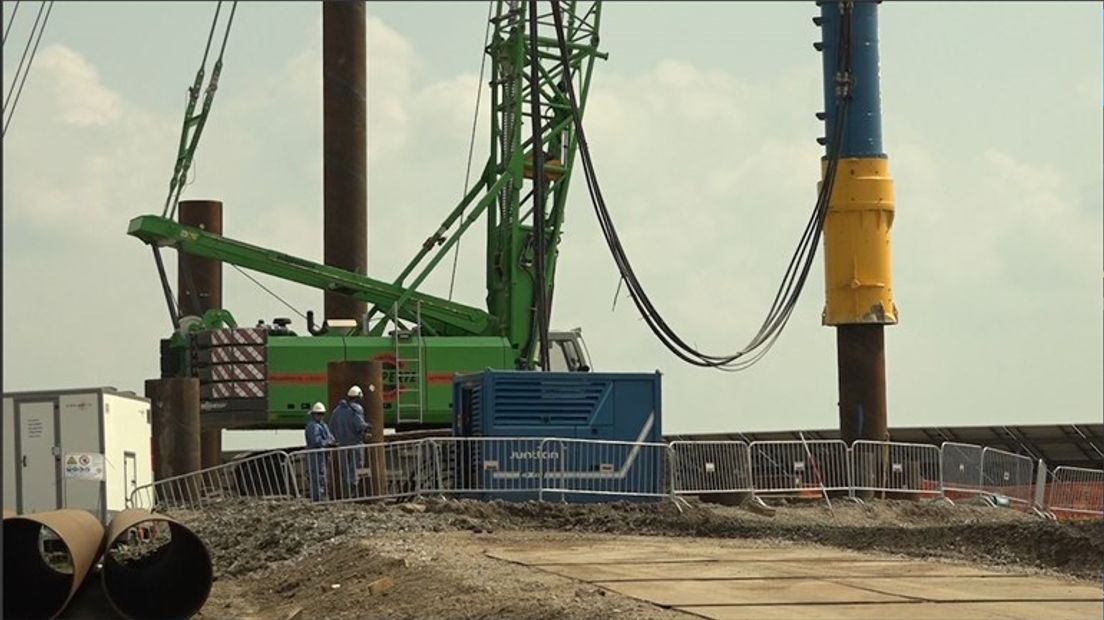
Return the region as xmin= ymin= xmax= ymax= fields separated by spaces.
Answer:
xmin=819 ymin=157 xmax=897 ymax=325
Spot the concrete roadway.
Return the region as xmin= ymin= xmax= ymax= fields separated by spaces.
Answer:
xmin=487 ymin=536 xmax=1104 ymax=620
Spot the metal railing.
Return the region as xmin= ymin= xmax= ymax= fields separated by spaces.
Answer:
xmin=748 ymin=439 xmax=850 ymax=497
xmin=128 ymin=437 xmax=1100 ymax=521
xmin=851 ymin=440 xmax=943 ymax=499
xmin=537 ymin=438 xmax=670 ymax=502
xmin=669 ymin=440 xmax=752 ymax=496
xmin=1045 ymin=466 xmax=1103 ymax=517
xmin=287 ymin=440 xmax=429 ymax=504
xmin=129 ymin=451 xmax=297 ymax=511
xmin=939 ymin=441 xmax=984 ymax=499
xmin=980 ymin=446 xmax=1035 ymax=506
xmin=427 ymin=437 xmax=549 ymax=499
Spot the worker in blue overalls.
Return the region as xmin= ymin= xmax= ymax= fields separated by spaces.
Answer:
xmin=304 ymin=402 xmax=337 ymax=501
xmin=331 ymin=385 xmax=370 ymax=498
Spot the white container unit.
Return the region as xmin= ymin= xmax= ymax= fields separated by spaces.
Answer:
xmin=3 ymin=387 xmax=153 ymax=522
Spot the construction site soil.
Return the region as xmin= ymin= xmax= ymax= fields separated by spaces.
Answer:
xmin=176 ymin=498 xmax=1103 ymax=619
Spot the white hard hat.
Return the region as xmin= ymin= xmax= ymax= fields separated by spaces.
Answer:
xmin=347 ymin=385 xmax=364 ymax=398
xmin=310 ymin=402 xmax=326 ymax=414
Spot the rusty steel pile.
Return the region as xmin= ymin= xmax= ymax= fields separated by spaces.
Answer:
xmin=2 ymin=508 xmax=213 ymax=620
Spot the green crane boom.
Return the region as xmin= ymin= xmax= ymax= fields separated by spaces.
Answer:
xmin=128 ymin=214 xmax=496 ymax=337
xmin=128 ymin=2 xmax=605 ymax=429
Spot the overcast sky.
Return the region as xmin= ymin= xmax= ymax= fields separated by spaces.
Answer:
xmin=3 ymin=2 xmax=1101 ymax=449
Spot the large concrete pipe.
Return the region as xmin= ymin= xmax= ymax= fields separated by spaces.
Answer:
xmin=2 ymin=509 xmax=105 ymax=620
xmin=100 ymin=509 xmax=212 ymax=620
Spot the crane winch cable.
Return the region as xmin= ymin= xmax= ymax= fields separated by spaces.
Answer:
xmin=161 ymin=0 xmax=238 ymax=220
xmin=528 ymin=0 xmax=552 ymax=370
xmin=2 ymin=1 xmax=21 ymax=45
xmin=448 ymin=0 xmax=495 ymax=301
xmin=549 ymin=0 xmax=854 ymax=370
xmin=2 ymin=0 xmax=52 ymax=138
xmin=229 ymin=264 xmax=309 ymax=321
xmin=2 ymin=1 xmax=43 ymax=114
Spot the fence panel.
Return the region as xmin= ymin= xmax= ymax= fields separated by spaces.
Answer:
xmin=940 ymin=441 xmax=984 ymax=499
xmin=538 ymin=439 xmax=670 ymax=502
xmin=749 ymin=440 xmax=850 ymax=497
xmin=670 ymin=441 xmax=752 ymax=496
xmin=851 ymin=441 xmax=942 ymax=498
xmin=128 ymin=451 xmax=296 ymax=511
xmin=287 ymin=440 xmax=430 ymax=504
xmin=980 ymin=447 xmax=1035 ymax=506
xmin=1046 ymin=466 xmax=1103 ymax=518
xmin=427 ymin=437 xmax=550 ymax=499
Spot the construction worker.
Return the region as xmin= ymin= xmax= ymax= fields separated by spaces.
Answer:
xmin=331 ymin=385 xmax=370 ymax=498
xmin=304 ymin=402 xmax=336 ymax=501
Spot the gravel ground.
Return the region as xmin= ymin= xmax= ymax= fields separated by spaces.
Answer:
xmin=173 ymin=497 xmax=1103 ymax=619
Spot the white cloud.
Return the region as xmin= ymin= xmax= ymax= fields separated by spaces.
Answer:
xmin=33 ymin=44 xmax=122 ymax=127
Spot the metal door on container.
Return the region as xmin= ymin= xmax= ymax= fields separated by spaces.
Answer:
xmin=123 ymin=452 xmax=137 ymax=507
xmin=18 ymin=401 xmax=60 ymax=513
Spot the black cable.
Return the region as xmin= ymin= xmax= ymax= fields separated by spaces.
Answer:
xmin=449 ymin=0 xmax=495 ymax=301
xmin=2 ymin=0 xmax=44 ymax=117
xmin=2 ymin=0 xmax=21 ymax=45
xmin=230 ymin=265 xmax=308 ymax=321
xmin=2 ymin=0 xmax=52 ymax=138
xmin=549 ymin=0 xmax=854 ymax=370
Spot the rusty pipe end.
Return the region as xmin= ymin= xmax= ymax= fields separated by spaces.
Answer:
xmin=3 ymin=509 xmax=105 ymax=620
xmin=101 ymin=509 xmax=213 ymax=620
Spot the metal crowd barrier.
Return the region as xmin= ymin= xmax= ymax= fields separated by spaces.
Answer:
xmin=129 ymin=437 xmax=1085 ymax=517
xmin=128 ymin=451 xmax=297 ymax=510
xmin=1046 ymin=466 xmax=1103 ymax=518
xmin=537 ymin=438 xmax=671 ymax=502
xmin=748 ymin=440 xmax=850 ymax=497
xmin=669 ymin=440 xmax=752 ymax=496
xmin=939 ymin=441 xmax=985 ymax=499
xmin=851 ymin=440 xmax=942 ymax=498
xmin=980 ymin=446 xmax=1036 ymax=506
xmin=287 ymin=440 xmax=429 ymax=504
xmin=426 ymin=437 xmax=548 ymax=500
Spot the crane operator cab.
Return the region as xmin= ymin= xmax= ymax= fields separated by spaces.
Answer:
xmin=548 ymin=328 xmax=592 ymax=372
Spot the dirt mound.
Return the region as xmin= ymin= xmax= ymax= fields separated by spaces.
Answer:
xmin=176 ymin=497 xmax=1102 ymax=582
xmin=178 ymin=498 xmax=1101 ymax=619
xmin=175 ymin=500 xmax=458 ymax=578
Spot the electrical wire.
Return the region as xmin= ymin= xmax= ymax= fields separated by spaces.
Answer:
xmin=549 ymin=0 xmax=854 ymax=370
xmin=2 ymin=1 xmax=21 ymax=45
xmin=448 ymin=0 xmax=495 ymax=301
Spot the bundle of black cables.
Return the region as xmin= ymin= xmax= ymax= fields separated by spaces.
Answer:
xmin=549 ymin=1 xmax=854 ymax=370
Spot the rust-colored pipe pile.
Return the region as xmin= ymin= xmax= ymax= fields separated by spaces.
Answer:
xmin=2 ymin=508 xmax=213 ymax=619
xmin=2 ymin=509 xmax=105 ymax=620
xmin=100 ymin=509 xmax=213 ymax=620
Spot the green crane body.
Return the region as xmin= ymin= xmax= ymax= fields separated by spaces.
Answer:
xmin=132 ymin=2 xmax=604 ymax=429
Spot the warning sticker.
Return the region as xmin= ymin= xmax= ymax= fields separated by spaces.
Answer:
xmin=64 ymin=453 xmax=105 ymax=481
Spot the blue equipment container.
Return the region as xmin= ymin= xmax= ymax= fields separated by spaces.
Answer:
xmin=451 ymin=370 xmax=663 ymax=502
